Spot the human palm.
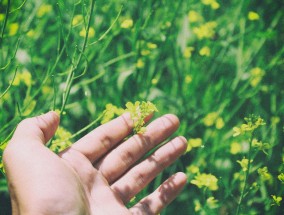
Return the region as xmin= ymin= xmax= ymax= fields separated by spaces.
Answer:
xmin=4 ymin=112 xmax=187 ymax=215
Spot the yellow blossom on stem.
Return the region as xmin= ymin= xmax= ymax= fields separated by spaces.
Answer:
xmin=186 ymin=138 xmax=202 ymax=152
xmin=230 ymin=141 xmax=242 ymax=154
xmin=188 ymin=10 xmax=202 ymax=23
xmin=201 ymin=0 xmax=220 ymax=9
xmin=199 ymin=46 xmax=211 ymax=56
xmin=185 ymin=75 xmax=192 ymax=84
xmin=215 ymin=117 xmax=224 ymax=129
xmin=186 ymin=165 xmax=200 ymax=174
xmin=121 ymin=19 xmax=133 ymax=29
xmin=193 ymin=21 xmax=217 ymax=40
xmin=79 ymin=27 xmax=95 ymax=38
xmin=206 ymin=197 xmax=218 ymax=209
xmin=147 ymin=42 xmax=157 ymax=49
xmin=0 ymin=14 xmax=5 ymax=22
xmin=9 ymin=23 xmax=19 ymax=36
xmin=278 ymin=173 xmax=284 ymax=183
xmin=125 ymin=101 xmax=158 ymax=134
xmin=50 ymin=127 xmax=73 ymax=153
xmin=248 ymin=11 xmax=260 ymax=21
xmin=37 ymin=4 xmax=52 ymax=17
xmin=183 ymin=46 xmax=195 ymax=58
xmin=271 ymin=195 xmax=282 ymax=206
xmin=72 ymin=15 xmax=84 ymax=26
xmin=258 ymin=167 xmax=272 ymax=182
xmin=191 ymin=173 xmax=219 ymax=191
xmin=250 ymin=67 xmax=265 ymax=87
xmin=101 ymin=104 xmax=125 ymax=124
xmin=136 ymin=58 xmax=145 ymax=69
xmin=237 ymin=158 xmax=252 ymax=172
xmin=233 ymin=115 xmax=265 ymax=137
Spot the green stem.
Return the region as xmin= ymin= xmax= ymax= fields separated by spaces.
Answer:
xmin=235 ymin=131 xmax=255 ymax=215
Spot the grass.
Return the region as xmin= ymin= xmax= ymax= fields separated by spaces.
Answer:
xmin=1 ymin=0 xmax=284 ymax=214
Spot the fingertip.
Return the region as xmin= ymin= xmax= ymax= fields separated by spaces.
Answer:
xmin=174 ymin=172 xmax=188 ymax=185
xmin=164 ymin=114 xmax=180 ymax=126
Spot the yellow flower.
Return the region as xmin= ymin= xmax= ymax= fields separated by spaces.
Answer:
xmin=250 ymin=67 xmax=265 ymax=87
xmin=189 ymin=138 xmax=202 ymax=147
xmin=42 ymin=85 xmax=53 ymax=95
xmin=201 ymin=0 xmax=220 ymax=10
xmin=79 ymin=27 xmax=95 ymax=38
xmin=191 ymin=173 xmax=219 ymax=191
xmin=27 ymin=29 xmax=36 ymax=38
xmin=248 ymin=11 xmax=260 ymax=21
xmin=193 ymin=21 xmax=217 ymax=40
xmin=206 ymin=197 xmax=218 ymax=209
xmin=183 ymin=47 xmax=195 ymax=58
xmin=72 ymin=15 xmax=84 ymax=26
xmin=151 ymin=78 xmax=158 ymax=85
xmin=233 ymin=115 xmax=266 ymax=136
xmin=121 ymin=19 xmax=133 ymax=29
xmin=258 ymin=167 xmax=272 ymax=183
xmin=211 ymin=1 xmax=220 ymax=9
xmin=271 ymin=116 xmax=280 ymax=125
xmin=136 ymin=59 xmax=145 ymax=69
xmin=101 ymin=103 xmax=125 ymax=124
xmin=125 ymin=101 xmax=158 ymax=134
xmin=21 ymin=70 xmax=32 ymax=86
xmin=252 ymin=139 xmax=271 ymax=154
xmin=215 ymin=117 xmax=224 ymax=129
xmin=194 ymin=199 xmax=201 ymax=212
xmin=9 ymin=23 xmax=19 ymax=36
xmin=147 ymin=42 xmax=157 ymax=49
xmin=0 ymin=14 xmax=5 ymax=22
xmin=185 ymin=75 xmax=192 ymax=84
xmin=277 ymin=173 xmax=284 ymax=183
xmin=188 ymin=10 xmax=202 ymax=23
xmin=37 ymin=4 xmax=52 ymax=17
xmin=199 ymin=46 xmax=211 ymax=56
xmin=230 ymin=142 xmax=242 ymax=154
xmin=203 ymin=112 xmax=218 ymax=127
xmin=50 ymin=127 xmax=73 ymax=153
xmin=12 ymin=70 xmax=32 ymax=86
xmin=271 ymin=195 xmax=282 ymax=206
xmin=186 ymin=138 xmax=202 ymax=152
xmin=141 ymin=49 xmax=151 ymax=56
xmin=237 ymin=158 xmax=252 ymax=172
xmin=186 ymin=165 xmax=200 ymax=174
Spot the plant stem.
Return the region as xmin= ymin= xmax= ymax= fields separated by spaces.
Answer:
xmin=235 ymin=131 xmax=255 ymax=215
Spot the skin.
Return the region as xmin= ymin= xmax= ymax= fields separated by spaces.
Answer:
xmin=3 ymin=111 xmax=187 ymax=215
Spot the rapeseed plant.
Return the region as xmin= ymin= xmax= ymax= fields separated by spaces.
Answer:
xmin=191 ymin=173 xmax=218 ymax=191
xmin=125 ymin=101 xmax=158 ymax=134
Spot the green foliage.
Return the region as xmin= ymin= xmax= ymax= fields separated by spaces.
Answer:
xmin=1 ymin=0 xmax=284 ymax=214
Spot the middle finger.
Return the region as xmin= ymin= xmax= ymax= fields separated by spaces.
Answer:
xmin=94 ymin=114 xmax=180 ymax=183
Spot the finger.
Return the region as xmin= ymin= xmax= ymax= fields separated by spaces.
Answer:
xmin=7 ymin=111 xmax=60 ymax=146
xmin=70 ymin=113 xmax=135 ymax=162
xmin=110 ymin=136 xmax=187 ymax=203
xmin=129 ymin=172 xmax=187 ymax=215
xmin=96 ymin=114 xmax=180 ymax=183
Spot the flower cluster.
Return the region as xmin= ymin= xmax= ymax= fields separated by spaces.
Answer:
xmin=203 ymin=112 xmax=224 ymax=129
xmin=191 ymin=173 xmax=219 ymax=191
xmin=101 ymin=103 xmax=125 ymax=124
xmin=186 ymin=138 xmax=202 ymax=153
xmin=50 ymin=127 xmax=73 ymax=153
xmin=233 ymin=115 xmax=266 ymax=137
xmin=125 ymin=101 xmax=158 ymax=134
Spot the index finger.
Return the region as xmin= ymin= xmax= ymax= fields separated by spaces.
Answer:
xmin=70 ymin=113 xmax=136 ymax=163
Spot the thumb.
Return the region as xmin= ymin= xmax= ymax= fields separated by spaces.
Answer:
xmin=12 ymin=111 xmax=60 ymax=144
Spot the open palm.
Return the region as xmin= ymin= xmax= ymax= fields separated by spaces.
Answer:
xmin=4 ymin=112 xmax=187 ymax=215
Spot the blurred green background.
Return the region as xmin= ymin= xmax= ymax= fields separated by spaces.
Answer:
xmin=1 ymin=0 xmax=284 ymax=214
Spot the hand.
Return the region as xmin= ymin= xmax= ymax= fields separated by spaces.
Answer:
xmin=3 ymin=111 xmax=187 ymax=215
